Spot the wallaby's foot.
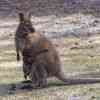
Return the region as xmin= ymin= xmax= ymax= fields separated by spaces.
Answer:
xmin=31 ymin=79 xmax=47 ymax=89
xmin=38 ymin=79 xmax=48 ymax=88
xmin=32 ymin=82 xmax=40 ymax=89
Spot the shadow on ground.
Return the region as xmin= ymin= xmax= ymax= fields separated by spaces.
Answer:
xmin=0 ymin=80 xmax=33 ymax=96
xmin=0 ymin=79 xmax=100 ymax=96
xmin=0 ymin=80 xmax=66 ymax=96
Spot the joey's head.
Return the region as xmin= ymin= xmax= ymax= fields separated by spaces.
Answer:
xmin=18 ymin=12 xmax=35 ymax=36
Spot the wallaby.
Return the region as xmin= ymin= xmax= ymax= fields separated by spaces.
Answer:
xmin=15 ymin=12 xmax=48 ymax=86
xmin=15 ymin=12 xmax=37 ymax=79
xmin=15 ymin=12 xmax=100 ymax=88
xmin=15 ymin=13 xmax=35 ymax=61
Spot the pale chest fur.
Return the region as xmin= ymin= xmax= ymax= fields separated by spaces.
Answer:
xmin=18 ymin=32 xmax=41 ymax=51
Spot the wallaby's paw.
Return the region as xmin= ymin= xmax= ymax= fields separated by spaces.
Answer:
xmin=17 ymin=55 xmax=20 ymax=61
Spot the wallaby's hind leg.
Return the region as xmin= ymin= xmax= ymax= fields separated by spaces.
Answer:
xmin=38 ymin=77 xmax=47 ymax=88
xmin=30 ymin=62 xmax=48 ymax=88
xmin=37 ymin=64 xmax=48 ymax=88
xmin=29 ymin=65 xmax=40 ymax=88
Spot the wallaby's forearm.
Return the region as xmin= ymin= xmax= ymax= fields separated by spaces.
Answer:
xmin=17 ymin=52 xmax=20 ymax=61
xmin=16 ymin=47 xmax=20 ymax=61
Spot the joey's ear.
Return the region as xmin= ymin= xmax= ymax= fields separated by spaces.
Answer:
xmin=18 ymin=13 xmax=24 ymax=22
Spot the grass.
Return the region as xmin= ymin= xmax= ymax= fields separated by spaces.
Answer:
xmin=0 ymin=35 xmax=100 ymax=100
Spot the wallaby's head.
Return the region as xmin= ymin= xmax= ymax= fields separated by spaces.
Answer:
xmin=18 ymin=12 xmax=35 ymax=35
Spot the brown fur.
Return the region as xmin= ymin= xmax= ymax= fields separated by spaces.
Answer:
xmin=15 ymin=12 xmax=100 ymax=88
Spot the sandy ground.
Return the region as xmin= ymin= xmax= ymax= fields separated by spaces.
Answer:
xmin=0 ymin=13 xmax=100 ymax=100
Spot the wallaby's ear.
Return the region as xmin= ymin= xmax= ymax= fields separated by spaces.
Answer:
xmin=19 ymin=13 xmax=24 ymax=22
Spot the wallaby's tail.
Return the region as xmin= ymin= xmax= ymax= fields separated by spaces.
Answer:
xmin=57 ymin=72 xmax=100 ymax=85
